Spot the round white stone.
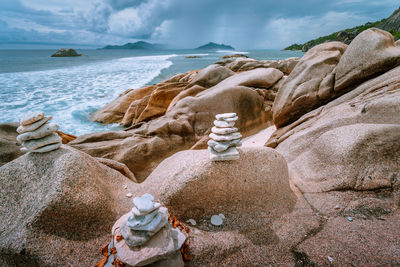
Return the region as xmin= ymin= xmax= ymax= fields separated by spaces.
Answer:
xmin=211 ymin=215 xmax=223 ymax=226
xmin=186 ymin=219 xmax=197 ymax=226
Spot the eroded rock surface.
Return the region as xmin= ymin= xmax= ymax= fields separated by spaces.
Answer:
xmin=0 ymin=146 xmax=136 ymax=266
xmin=272 ymin=42 xmax=347 ymax=128
xmin=263 ymin=28 xmax=400 ymax=266
xmin=335 ymin=28 xmax=400 ymax=92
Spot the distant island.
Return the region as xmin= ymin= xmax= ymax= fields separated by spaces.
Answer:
xmin=51 ymin=48 xmax=82 ymax=57
xmin=195 ymin=42 xmax=234 ymax=51
xmin=101 ymin=41 xmax=235 ymax=51
xmin=285 ymin=7 xmax=400 ymax=52
xmin=102 ymin=41 xmax=163 ymax=50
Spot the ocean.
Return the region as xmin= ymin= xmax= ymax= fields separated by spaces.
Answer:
xmin=0 ymin=49 xmax=303 ymax=135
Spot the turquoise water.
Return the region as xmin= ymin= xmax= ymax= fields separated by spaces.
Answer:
xmin=0 ymin=49 xmax=303 ymax=135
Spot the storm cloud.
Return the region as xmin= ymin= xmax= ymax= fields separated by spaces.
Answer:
xmin=0 ymin=0 xmax=398 ymax=49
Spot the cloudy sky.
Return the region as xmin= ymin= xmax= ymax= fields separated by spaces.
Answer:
xmin=0 ymin=0 xmax=398 ymax=49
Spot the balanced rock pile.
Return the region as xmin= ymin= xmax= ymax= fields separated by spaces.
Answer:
xmin=16 ymin=111 xmax=62 ymax=153
xmin=208 ymin=113 xmax=242 ymax=161
xmin=104 ymin=193 xmax=186 ymax=266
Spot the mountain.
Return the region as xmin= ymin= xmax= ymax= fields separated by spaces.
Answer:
xmin=285 ymin=7 xmax=400 ymax=52
xmin=196 ymin=42 xmax=234 ymax=50
xmin=102 ymin=41 xmax=163 ymax=50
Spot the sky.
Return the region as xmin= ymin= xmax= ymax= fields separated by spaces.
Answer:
xmin=0 ymin=0 xmax=398 ymax=49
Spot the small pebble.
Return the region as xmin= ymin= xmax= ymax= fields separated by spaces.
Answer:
xmin=123 ymin=185 xmax=128 ymax=189
xmin=334 ymin=205 xmax=340 ymax=210
xmin=126 ymin=193 xmax=133 ymax=198
xmin=211 ymin=215 xmax=223 ymax=226
xmin=327 ymin=256 xmax=333 ymax=263
xmin=186 ymin=219 xmax=197 ymax=226
xmin=218 ymin=213 xmax=226 ymax=220
xmin=347 ymin=217 xmax=353 ymax=221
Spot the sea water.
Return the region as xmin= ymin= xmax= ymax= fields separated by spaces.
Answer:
xmin=0 ymin=49 xmax=303 ymax=135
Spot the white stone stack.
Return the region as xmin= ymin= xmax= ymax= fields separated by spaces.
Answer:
xmin=16 ymin=111 xmax=62 ymax=153
xmin=106 ymin=194 xmax=186 ymax=266
xmin=208 ymin=113 xmax=242 ymax=161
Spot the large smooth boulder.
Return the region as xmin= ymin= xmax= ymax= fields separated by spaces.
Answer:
xmin=188 ymin=64 xmax=235 ymax=88
xmin=123 ymin=147 xmax=321 ymax=265
xmin=335 ymin=28 xmax=400 ymax=92
xmin=0 ymin=122 xmax=25 ymax=167
xmin=272 ymin=42 xmax=347 ymax=128
xmin=92 ymin=72 xmax=199 ymax=127
xmin=0 ymin=146 xmax=136 ymax=266
xmin=92 ymin=85 xmax=157 ymax=123
xmin=137 ymin=147 xmax=296 ymax=219
xmin=167 ymin=85 xmax=206 ymax=112
xmin=216 ymin=68 xmax=283 ymax=89
xmin=216 ymin=57 xmax=300 ymax=74
xmin=267 ymin=65 xmax=400 ymax=193
xmin=135 ymin=82 xmax=187 ymax=123
xmin=71 ymin=84 xmax=271 ymax=181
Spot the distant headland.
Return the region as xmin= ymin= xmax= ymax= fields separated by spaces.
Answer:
xmin=285 ymin=7 xmax=400 ymax=52
xmin=102 ymin=41 xmax=164 ymax=50
xmin=195 ymin=42 xmax=234 ymax=51
xmin=100 ymin=41 xmax=235 ymax=51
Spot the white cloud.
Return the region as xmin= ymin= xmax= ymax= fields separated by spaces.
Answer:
xmin=108 ymin=7 xmax=142 ymax=36
xmin=262 ymin=11 xmax=369 ymax=48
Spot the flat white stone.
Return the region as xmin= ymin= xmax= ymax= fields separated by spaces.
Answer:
xmin=209 ymin=146 xmax=239 ymax=161
xmin=215 ymin=113 xmax=237 ymax=120
xmin=127 ymin=207 xmax=168 ymax=232
xmin=17 ymin=116 xmax=52 ymax=134
xmin=127 ymin=209 xmax=159 ymax=229
xmin=29 ymin=142 xmax=61 ymax=153
xmin=211 ymin=126 xmax=238 ymax=135
xmin=20 ymin=111 xmax=44 ymax=126
xmin=222 ymin=116 xmax=238 ymax=122
xmin=126 ymin=193 xmax=133 ymax=198
xmin=213 ymin=120 xmax=235 ymax=128
xmin=207 ymin=139 xmax=242 ymax=153
xmin=132 ymin=202 xmax=161 ymax=216
xmin=211 ymin=215 xmax=223 ymax=226
xmin=133 ymin=193 xmax=155 ymax=213
xmin=17 ymin=123 xmax=59 ymax=143
xmin=23 ymin=132 xmax=61 ymax=151
xmin=186 ymin=219 xmax=196 ymax=226
xmin=209 ymin=132 xmax=242 ymax=142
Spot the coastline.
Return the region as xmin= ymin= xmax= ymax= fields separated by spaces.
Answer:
xmin=1 ymin=27 xmax=400 ymax=266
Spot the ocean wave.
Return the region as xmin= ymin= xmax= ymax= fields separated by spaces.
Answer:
xmin=215 ymin=50 xmax=249 ymax=54
xmin=0 ymin=54 xmax=176 ymax=135
xmin=181 ymin=53 xmax=209 ymax=56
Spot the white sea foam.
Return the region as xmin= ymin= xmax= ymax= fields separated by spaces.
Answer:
xmin=181 ymin=53 xmax=209 ymax=56
xmin=0 ymin=54 xmax=176 ymax=135
xmin=215 ymin=50 xmax=249 ymax=54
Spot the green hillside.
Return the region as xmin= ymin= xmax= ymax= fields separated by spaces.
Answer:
xmin=285 ymin=8 xmax=400 ymax=52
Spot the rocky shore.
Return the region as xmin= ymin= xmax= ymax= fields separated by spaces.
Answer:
xmin=1 ymin=27 xmax=400 ymax=266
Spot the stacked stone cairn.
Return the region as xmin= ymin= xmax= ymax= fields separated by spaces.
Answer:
xmin=105 ymin=193 xmax=186 ymax=266
xmin=208 ymin=112 xmax=242 ymax=161
xmin=16 ymin=111 xmax=62 ymax=153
